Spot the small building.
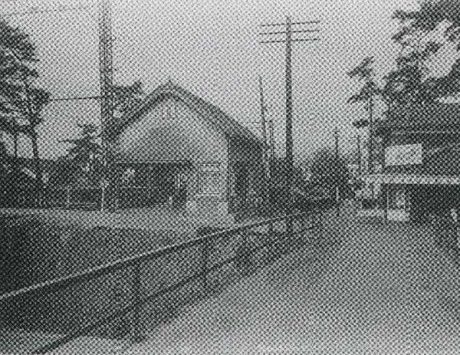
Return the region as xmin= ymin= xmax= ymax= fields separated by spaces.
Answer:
xmin=366 ymin=103 xmax=460 ymax=222
xmin=115 ymin=81 xmax=266 ymax=219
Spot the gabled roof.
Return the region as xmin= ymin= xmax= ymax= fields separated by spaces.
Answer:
xmin=117 ymin=81 xmax=263 ymax=146
xmin=376 ymin=102 xmax=460 ymax=134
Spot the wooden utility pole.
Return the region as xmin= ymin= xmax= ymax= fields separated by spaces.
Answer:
xmin=98 ymin=0 xmax=117 ymax=212
xmin=259 ymin=16 xmax=320 ymax=234
xmin=268 ymin=118 xmax=276 ymax=201
xmin=258 ymin=76 xmax=269 ymax=173
xmin=368 ymin=95 xmax=374 ymax=175
xmin=258 ymin=76 xmax=271 ymax=210
xmin=268 ymin=119 xmax=275 ymax=164
xmin=285 ymin=16 xmax=294 ymax=219
xmin=357 ymin=134 xmax=362 ymax=177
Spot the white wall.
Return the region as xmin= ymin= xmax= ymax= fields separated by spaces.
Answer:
xmin=118 ymin=96 xmax=229 ymax=201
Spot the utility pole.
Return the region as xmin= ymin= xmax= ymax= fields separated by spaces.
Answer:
xmin=258 ymin=76 xmax=269 ymax=163
xmin=98 ymin=0 xmax=116 ymax=212
xmin=357 ymin=134 xmax=362 ymax=177
xmin=285 ymin=16 xmax=293 ymax=218
xmin=268 ymin=118 xmax=276 ymax=204
xmin=268 ymin=119 xmax=275 ymax=164
xmin=98 ymin=2 xmax=127 ymax=340
xmin=335 ymin=127 xmax=340 ymax=217
xmin=258 ymin=76 xmax=270 ymax=210
xmin=368 ymin=95 xmax=374 ymax=175
xmin=259 ymin=16 xmax=320 ymax=236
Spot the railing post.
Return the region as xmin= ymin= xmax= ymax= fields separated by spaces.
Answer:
xmin=285 ymin=215 xmax=293 ymax=253
xmin=242 ymin=230 xmax=250 ymax=274
xmin=202 ymin=238 xmax=210 ymax=292
xmin=66 ymin=186 xmax=71 ymax=209
xmin=268 ymin=220 xmax=277 ymax=261
xmin=131 ymin=262 xmax=143 ymax=343
xmin=316 ymin=208 xmax=323 ymax=240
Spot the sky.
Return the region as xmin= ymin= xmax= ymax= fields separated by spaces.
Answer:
xmin=2 ymin=0 xmax=457 ymax=163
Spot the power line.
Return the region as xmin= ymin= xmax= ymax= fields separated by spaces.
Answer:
xmin=48 ymin=95 xmax=102 ymax=102
xmin=0 ymin=3 xmax=95 ymax=18
xmin=259 ymin=29 xmax=320 ymax=35
xmin=260 ymin=20 xmax=320 ymax=27
xmin=0 ymin=95 xmax=103 ymax=107
xmin=260 ymin=38 xmax=320 ymax=44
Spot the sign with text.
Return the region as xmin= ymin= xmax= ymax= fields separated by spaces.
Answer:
xmin=385 ymin=144 xmax=422 ymax=166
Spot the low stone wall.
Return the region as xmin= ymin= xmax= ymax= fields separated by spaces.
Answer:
xmin=0 ymin=216 xmax=289 ymax=349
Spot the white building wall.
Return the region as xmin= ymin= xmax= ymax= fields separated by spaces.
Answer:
xmin=118 ymin=96 xmax=230 ymax=216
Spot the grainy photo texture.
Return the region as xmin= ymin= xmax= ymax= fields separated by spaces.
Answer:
xmin=1 ymin=0 xmax=460 ymax=354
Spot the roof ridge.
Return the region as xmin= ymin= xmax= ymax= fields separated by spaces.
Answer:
xmin=119 ymin=81 xmax=263 ymax=145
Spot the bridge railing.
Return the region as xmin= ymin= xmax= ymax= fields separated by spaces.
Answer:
xmin=0 ymin=209 xmax=323 ymax=354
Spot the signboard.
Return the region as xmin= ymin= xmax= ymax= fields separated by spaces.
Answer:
xmin=385 ymin=144 xmax=422 ymax=166
xmin=364 ymin=173 xmax=460 ymax=185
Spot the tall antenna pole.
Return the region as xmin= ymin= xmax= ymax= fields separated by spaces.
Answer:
xmin=98 ymin=0 xmax=116 ymax=212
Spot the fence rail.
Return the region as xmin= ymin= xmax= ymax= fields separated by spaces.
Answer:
xmin=0 ymin=209 xmax=323 ymax=354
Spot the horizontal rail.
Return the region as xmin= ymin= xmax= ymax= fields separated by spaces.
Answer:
xmin=1 ymin=209 xmax=323 ymax=354
xmin=0 ymin=210 xmax=314 ymax=303
xmin=35 ymin=222 xmax=318 ymax=353
xmin=34 ymin=230 xmax=293 ymax=353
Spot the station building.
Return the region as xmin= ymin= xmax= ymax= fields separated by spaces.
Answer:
xmin=115 ymin=81 xmax=266 ymax=219
xmin=365 ymin=103 xmax=460 ymax=222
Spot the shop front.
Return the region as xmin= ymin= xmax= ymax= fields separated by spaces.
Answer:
xmin=366 ymin=174 xmax=460 ymax=222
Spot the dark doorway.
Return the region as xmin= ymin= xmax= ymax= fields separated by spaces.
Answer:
xmin=410 ymin=185 xmax=460 ymax=222
xmin=235 ymin=164 xmax=249 ymax=205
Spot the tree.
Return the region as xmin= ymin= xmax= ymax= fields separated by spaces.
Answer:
xmin=57 ymin=123 xmax=103 ymax=185
xmin=0 ymin=140 xmax=8 ymax=177
xmin=0 ymin=19 xmax=50 ymax=200
xmin=310 ymin=148 xmax=351 ymax=199
xmin=382 ymin=9 xmax=443 ymax=107
xmin=112 ymin=80 xmax=145 ymax=121
xmin=348 ymin=57 xmax=380 ymax=172
xmin=385 ymin=1 xmax=460 ymax=103
xmin=268 ymin=157 xmax=305 ymax=210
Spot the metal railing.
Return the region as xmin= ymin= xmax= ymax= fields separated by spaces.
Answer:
xmin=0 ymin=209 xmax=323 ymax=354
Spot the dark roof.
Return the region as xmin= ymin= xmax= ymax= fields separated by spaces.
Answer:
xmin=117 ymin=81 xmax=263 ymax=145
xmin=15 ymin=157 xmax=59 ymax=172
xmin=376 ymin=102 xmax=460 ymax=134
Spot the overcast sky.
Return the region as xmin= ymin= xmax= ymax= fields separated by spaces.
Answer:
xmin=3 ymin=0 xmax=456 ymax=163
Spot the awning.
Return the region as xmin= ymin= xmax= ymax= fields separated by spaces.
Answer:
xmin=364 ymin=173 xmax=460 ymax=185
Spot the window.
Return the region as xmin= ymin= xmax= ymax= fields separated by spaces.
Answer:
xmin=389 ymin=187 xmax=406 ymax=210
xmin=199 ymin=163 xmax=220 ymax=195
xmin=122 ymin=168 xmax=136 ymax=185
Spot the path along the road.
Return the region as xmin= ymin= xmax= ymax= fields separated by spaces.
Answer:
xmin=121 ymin=210 xmax=460 ymax=354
